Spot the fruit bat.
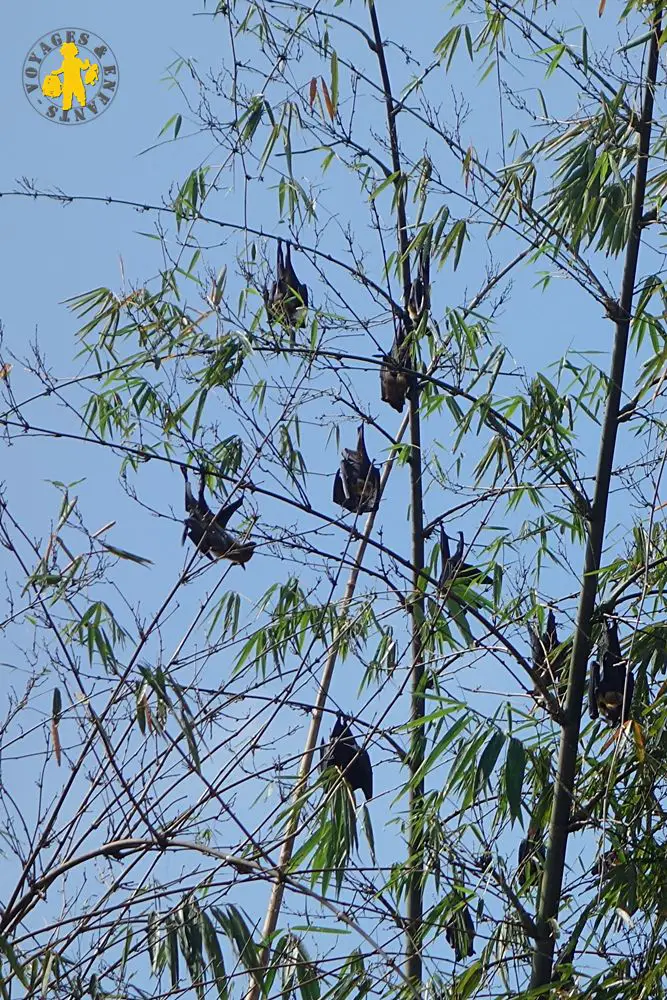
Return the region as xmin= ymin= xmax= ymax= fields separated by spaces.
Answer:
xmin=588 ymin=618 xmax=634 ymax=725
xmin=529 ymin=609 xmax=569 ymax=696
xmin=181 ymin=467 xmax=255 ymax=566
xmin=263 ymin=239 xmax=309 ymax=329
xmin=438 ymin=526 xmax=492 ymax=588
xmin=407 ymin=247 xmax=430 ymax=323
xmin=592 ymin=848 xmax=619 ymax=879
xmin=445 ymin=899 xmax=475 ymax=960
xmin=320 ymin=711 xmax=373 ymax=800
xmin=517 ymin=825 xmax=544 ymax=888
xmin=332 ymin=424 xmax=381 ymax=514
xmin=380 ymin=329 xmax=411 ymax=413
xmin=380 ymin=249 xmax=429 ymax=411
xmin=530 ymin=610 xmax=559 ymax=676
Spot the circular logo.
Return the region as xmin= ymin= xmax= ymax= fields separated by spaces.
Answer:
xmin=23 ymin=29 xmax=118 ymax=124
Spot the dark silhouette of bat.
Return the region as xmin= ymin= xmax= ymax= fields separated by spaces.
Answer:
xmin=529 ymin=609 xmax=568 ymax=688
xmin=407 ymin=247 xmax=430 ymax=323
xmin=592 ymin=848 xmax=620 ymax=879
xmin=263 ymin=239 xmax=309 ymax=329
xmin=530 ymin=610 xmax=559 ymax=674
xmin=517 ymin=825 xmax=544 ymax=888
xmin=381 ymin=248 xmax=430 ymax=411
xmin=320 ymin=712 xmax=373 ymax=800
xmin=333 ymin=424 xmax=381 ymax=514
xmin=588 ymin=618 xmax=634 ymax=725
xmin=380 ymin=329 xmax=411 ymax=412
xmin=445 ymin=898 xmax=475 ymax=960
xmin=529 ymin=609 xmax=570 ymax=710
xmin=182 ymin=468 xmax=255 ymax=566
xmin=438 ymin=526 xmax=492 ymax=588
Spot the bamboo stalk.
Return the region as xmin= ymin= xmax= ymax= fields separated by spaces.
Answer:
xmin=530 ymin=8 xmax=661 ymax=988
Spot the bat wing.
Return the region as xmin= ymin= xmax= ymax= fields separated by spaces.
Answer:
xmin=333 ymin=468 xmax=352 ymax=509
xmin=546 ymin=610 xmax=558 ymax=649
xmin=358 ymin=466 xmax=380 ymax=513
xmin=453 ymin=533 xmax=465 ymax=566
xmin=356 ymin=425 xmax=370 ymax=463
xmin=439 ymin=528 xmax=453 ymax=586
xmin=446 ymin=907 xmax=475 ymax=961
xmin=380 ymin=364 xmax=407 ymax=411
xmin=184 ymin=518 xmax=217 ymax=561
xmin=331 ymin=713 xmax=348 ymax=739
xmin=183 ymin=472 xmax=198 ymax=515
xmin=408 ymin=276 xmax=424 ymax=321
xmin=529 ymin=626 xmax=544 ymax=670
xmin=607 ymin=620 xmax=623 ymax=661
xmin=213 ymin=497 xmax=244 ymax=529
xmin=319 ymin=738 xmax=330 ymax=775
xmin=463 ymin=908 xmax=476 ymax=956
xmin=588 ymin=661 xmax=600 ymax=719
xmin=355 ymin=748 xmax=373 ymax=800
xmin=460 ymin=562 xmax=493 ymax=586
xmin=342 ymin=452 xmax=363 ymax=485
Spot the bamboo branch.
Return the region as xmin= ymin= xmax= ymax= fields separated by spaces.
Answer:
xmin=244 ymin=414 xmax=409 ymax=1000
xmin=366 ymin=0 xmax=427 ymax=984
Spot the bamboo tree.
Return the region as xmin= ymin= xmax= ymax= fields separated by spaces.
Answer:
xmin=3 ymin=2 xmax=667 ymax=999
xmin=367 ymin=1 xmax=427 ymax=984
xmin=530 ymin=6 xmax=663 ymax=989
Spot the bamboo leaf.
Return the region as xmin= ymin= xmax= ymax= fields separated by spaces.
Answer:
xmin=330 ymin=51 xmax=339 ymax=116
xmin=321 ymin=78 xmax=334 ymax=121
xmin=51 ymin=687 xmax=62 ymax=767
xmin=505 ymin=738 xmax=526 ymax=822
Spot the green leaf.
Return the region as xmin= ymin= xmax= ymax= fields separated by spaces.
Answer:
xmin=212 ymin=905 xmax=263 ymax=989
xmin=330 ymin=51 xmax=339 ymax=115
xmin=98 ymin=542 xmax=153 ymax=565
xmin=505 ymin=738 xmax=526 ymax=823
xmin=475 ymin=731 xmax=505 ymax=792
xmin=40 ymin=949 xmax=58 ymax=998
xmin=159 ymin=113 xmax=183 ymax=138
xmin=361 ymin=802 xmax=376 ymax=864
xmin=147 ymin=912 xmax=162 ymax=974
xmin=201 ymin=911 xmax=228 ymax=1000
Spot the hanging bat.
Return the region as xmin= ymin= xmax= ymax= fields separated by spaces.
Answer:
xmin=407 ymin=247 xmax=430 ymax=323
xmin=263 ymin=239 xmax=309 ymax=329
xmin=333 ymin=424 xmax=381 ymax=514
xmin=444 ymin=898 xmax=475 ymax=960
xmin=438 ymin=526 xmax=492 ymax=588
xmin=380 ymin=329 xmax=411 ymax=412
xmin=181 ymin=467 xmax=255 ymax=566
xmin=380 ymin=248 xmax=429 ymax=411
xmin=592 ymin=848 xmax=620 ymax=879
xmin=529 ymin=609 xmax=568 ymax=694
xmin=517 ymin=825 xmax=544 ymax=888
xmin=320 ymin=711 xmax=373 ymax=800
xmin=530 ymin=610 xmax=559 ymax=677
xmin=588 ymin=618 xmax=634 ymax=725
